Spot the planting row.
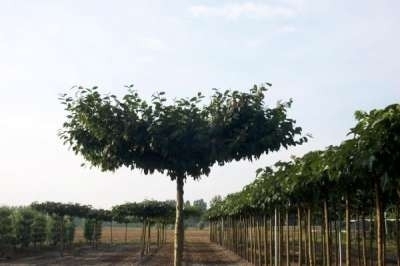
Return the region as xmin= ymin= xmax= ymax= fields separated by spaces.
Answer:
xmin=0 ymin=199 xmax=203 ymax=259
xmin=208 ymin=103 xmax=400 ymax=266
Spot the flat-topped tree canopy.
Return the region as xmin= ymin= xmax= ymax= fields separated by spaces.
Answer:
xmin=112 ymin=200 xmax=176 ymax=223
xmin=31 ymin=201 xmax=91 ymax=218
xmin=59 ymin=84 xmax=306 ymax=180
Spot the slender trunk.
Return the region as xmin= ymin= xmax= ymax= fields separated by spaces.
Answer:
xmin=264 ymin=215 xmax=268 ymax=266
xmin=356 ymin=214 xmax=361 ymax=266
xmin=174 ymin=176 xmax=184 ymax=266
xmin=125 ymin=223 xmax=128 ymax=243
xmin=298 ymin=207 xmax=302 ymax=266
xmin=324 ymin=200 xmax=331 ymax=266
xmin=308 ymin=208 xmax=313 ymax=266
xmin=335 ymin=219 xmax=338 ymax=266
xmin=275 ymin=208 xmax=278 ymax=266
xmin=157 ymin=223 xmax=160 ymax=248
xmin=251 ymin=216 xmax=254 ymax=264
xmin=361 ymin=215 xmax=367 ymax=266
xmin=270 ymin=217 xmax=273 ymax=266
xmin=374 ymin=179 xmax=384 ymax=266
xmin=369 ymin=213 xmax=373 ymax=266
xmin=147 ymin=220 xmax=151 ymax=253
xmin=339 ymin=215 xmax=343 ymax=266
xmin=209 ymin=220 xmax=212 ymax=242
xmin=279 ymin=210 xmax=283 ymax=266
xmin=140 ymin=221 xmax=145 ymax=257
xmin=286 ymin=210 xmax=289 ymax=266
xmin=60 ymin=216 xmax=64 ymax=257
xmin=396 ymin=206 xmax=400 ymax=266
xmin=345 ymin=196 xmax=351 ymax=266
xmin=257 ymin=217 xmax=262 ymax=266
xmin=312 ymin=217 xmax=316 ymax=266
xmin=110 ymin=220 xmax=113 ymax=245
xmin=92 ymin=219 xmax=96 ymax=248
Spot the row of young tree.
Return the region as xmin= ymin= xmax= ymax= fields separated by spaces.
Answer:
xmin=0 ymin=206 xmax=75 ymax=257
xmin=208 ymin=103 xmax=400 ymax=266
xmin=0 ymin=199 xmax=204 ymax=259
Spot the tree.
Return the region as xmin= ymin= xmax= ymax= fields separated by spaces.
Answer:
xmin=31 ymin=212 xmax=47 ymax=248
xmin=31 ymin=202 xmax=90 ymax=256
xmin=209 ymin=195 xmax=222 ymax=209
xmin=14 ymin=208 xmax=35 ymax=248
xmin=350 ymin=104 xmax=400 ymax=266
xmin=64 ymin=217 xmax=75 ymax=247
xmin=193 ymin=199 xmax=207 ymax=212
xmin=83 ymin=218 xmax=95 ymax=244
xmin=59 ymin=84 xmax=306 ymax=265
xmin=0 ymin=207 xmax=15 ymax=257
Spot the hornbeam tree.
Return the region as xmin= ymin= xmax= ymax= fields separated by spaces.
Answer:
xmin=31 ymin=202 xmax=91 ymax=256
xmin=350 ymin=104 xmax=400 ymax=266
xmin=59 ymin=84 xmax=306 ymax=265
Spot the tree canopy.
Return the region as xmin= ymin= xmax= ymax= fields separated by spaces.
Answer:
xmin=59 ymin=84 xmax=307 ymax=180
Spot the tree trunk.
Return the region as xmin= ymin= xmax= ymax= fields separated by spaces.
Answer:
xmin=298 ymin=207 xmax=302 ymax=266
xmin=286 ymin=210 xmax=289 ymax=266
xmin=307 ymin=208 xmax=314 ymax=266
xmin=396 ymin=206 xmax=400 ymax=266
xmin=147 ymin=220 xmax=151 ymax=253
xmin=60 ymin=216 xmax=64 ymax=257
xmin=264 ymin=215 xmax=268 ymax=266
xmin=275 ymin=208 xmax=278 ymax=266
xmin=374 ymin=179 xmax=384 ymax=266
xmin=324 ymin=200 xmax=331 ymax=266
xmin=110 ymin=220 xmax=113 ymax=245
xmin=141 ymin=220 xmax=146 ymax=256
xmin=369 ymin=213 xmax=373 ymax=266
xmin=345 ymin=196 xmax=351 ymax=266
xmin=174 ymin=176 xmax=184 ymax=266
xmin=270 ymin=217 xmax=273 ymax=266
xmin=356 ymin=214 xmax=361 ymax=266
xmin=361 ymin=215 xmax=367 ymax=266
xmin=125 ymin=223 xmax=128 ymax=243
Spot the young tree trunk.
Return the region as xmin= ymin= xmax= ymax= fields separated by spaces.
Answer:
xmin=345 ymin=196 xmax=351 ymax=266
xmin=147 ymin=220 xmax=151 ymax=253
xmin=140 ymin=221 xmax=145 ymax=257
xmin=275 ymin=208 xmax=278 ymax=266
xmin=369 ymin=213 xmax=373 ymax=266
xmin=174 ymin=176 xmax=184 ymax=266
xmin=264 ymin=215 xmax=268 ymax=266
xmin=324 ymin=200 xmax=331 ymax=266
xmin=286 ymin=210 xmax=289 ymax=266
xmin=298 ymin=207 xmax=302 ymax=266
xmin=60 ymin=216 xmax=64 ymax=257
xmin=356 ymin=214 xmax=361 ymax=266
xmin=361 ymin=215 xmax=367 ymax=266
xmin=92 ymin=219 xmax=96 ymax=248
xmin=374 ymin=179 xmax=384 ymax=266
xmin=157 ymin=223 xmax=160 ymax=248
xmin=110 ymin=220 xmax=113 ymax=245
xmin=269 ymin=217 xmax=273 ymax=266
xmin=307 ymin=208 xmax=314 ymax=266
xmin=396 ymin=206 xmax=400 ymax=266
xmin=125 ymin=223 xmax=128 ymax=243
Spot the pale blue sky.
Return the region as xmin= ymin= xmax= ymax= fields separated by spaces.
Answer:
xmin=0 ymin=0 xmax=399 ymax=209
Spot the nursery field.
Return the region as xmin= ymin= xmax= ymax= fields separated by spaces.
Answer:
xmin=2 ymin=229 xmax=250 ymax=265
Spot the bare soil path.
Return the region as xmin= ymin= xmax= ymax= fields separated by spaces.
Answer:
xmin=139 ymin=230 xmax=251 ymax=266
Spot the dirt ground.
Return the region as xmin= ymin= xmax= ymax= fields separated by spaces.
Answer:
xmin=1 ymin=229 xmax=251 ymax=265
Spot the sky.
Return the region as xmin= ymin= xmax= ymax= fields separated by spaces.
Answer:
xmin=0 ymin=0 xmax=399 ymax=209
